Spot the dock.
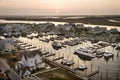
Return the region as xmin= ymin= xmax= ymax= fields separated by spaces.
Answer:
xmin=45 ymin=53 xmax=55 ymax=57
xmin=53 ymin=57 xmax=64 ymax=61
xmin=42 ymin=56 xmax=86 ymax=79
xmin=18 ymin=43 xmax=27 ymax=45
xmin=27 ymin=46 xmax=37 ymax=49
xmin=22 ymin=44 xmax=32 ymax=47
xmin=86 ymin=70 xmax=99 ymax=78
xmin=16 ymin=40 xmax=99 ymax=80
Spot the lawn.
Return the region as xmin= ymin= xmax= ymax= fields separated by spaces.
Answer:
xmin=36 ymin=68 xmax=83 ymax=80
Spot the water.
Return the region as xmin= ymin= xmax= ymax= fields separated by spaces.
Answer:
xmin=17 ymin=36 xmax=120 ymax=80
xmin=0 ymin=19 xmax=120 ymax=31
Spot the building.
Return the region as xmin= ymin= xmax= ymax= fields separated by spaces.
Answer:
xmin=56 ymin=24 xmax=73 ymax=31
xmin=109 ymin=28 xmax=119 ymax=33
xmin=0 ymin=38 xmax=15 ymax=53
xmin=16 ymin=50 xmax=45 ymax=78
xmin=76 ymin=23 xmax=85 ymax=29
xmin=89 ymin=26 xmax=107 ymax=35
xmin=2 ymin=24 xmax=27 ymax=33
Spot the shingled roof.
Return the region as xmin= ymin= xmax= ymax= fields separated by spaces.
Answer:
xmin=22 ymin=50 xmax=41 ymax=60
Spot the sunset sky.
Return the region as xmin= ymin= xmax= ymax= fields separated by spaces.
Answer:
xmin=0 ymin=0 xmax=120 ymax=15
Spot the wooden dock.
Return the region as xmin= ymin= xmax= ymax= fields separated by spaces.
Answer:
xmin=27 ymin=46 xmax=37 ymax=49
xmin=22 ymin=44 xmax=32 ymax=47
xmin=19 ymin=43 xmax=27 ymax=45
xmin=86 ymin=70 xmax=99 ymax=78
xmin=45 ymin=53 xmax=55 ymax=57
xmin=53 ymin=57 xmax=64 ymax=61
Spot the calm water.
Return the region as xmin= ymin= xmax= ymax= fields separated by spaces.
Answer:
xmin=17 ymin=35 xmax=120 ymax=80
xmin=0 ymin=19 xmax=120 ymax=31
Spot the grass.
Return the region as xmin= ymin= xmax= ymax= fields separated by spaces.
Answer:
xmin=36 ymin=68 xmax=83 ymax=80
xmin=0 ymin=51 xmax=21 ymax=67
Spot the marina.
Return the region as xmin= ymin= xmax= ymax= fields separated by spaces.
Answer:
xmin=0 ymin=19 xmax=120 ymax=80
xmin=0 ymin=0 xmax=120 ymax=79
xmin=14 ymin=34 xmax=120 ymax=80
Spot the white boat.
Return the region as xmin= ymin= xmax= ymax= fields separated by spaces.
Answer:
xmin=61 ymin=59 xmax=74 ymax=66
xmin=75 ymin=48 xmax=95 ymax=59
xmin=111 ymin=43 xmax=117 ymax=47
xmin=97 ymin=41 xmax=110 ymax=46
xmin=95 ymin=51 xmax=104 ymax=58
xmin=86 ymin=47 xmax=97 ymax=53
xmin=104 ymin=52 xmax=114 ymax=58
xmin=78 ymin=64 xmax=87 ymax=70
xmin=52 ymin=41 xmax=62 ymax=48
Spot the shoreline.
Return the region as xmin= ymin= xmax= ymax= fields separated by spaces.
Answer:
xmin=0 ymin=16 xmax=120 ymax=26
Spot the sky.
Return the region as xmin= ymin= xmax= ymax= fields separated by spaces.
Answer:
xmin=0 ymin=0 xmax=120 ymax=15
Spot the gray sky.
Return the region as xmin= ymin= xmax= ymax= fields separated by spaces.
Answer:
xmin=0 ymin=0 xmax=120 ymax=15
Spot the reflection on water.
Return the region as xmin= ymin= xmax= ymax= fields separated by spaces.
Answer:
xmin=0 ymin=19 xmax=120 ymax=31
xmin=17 ymin=36 xmax=120 ymax=80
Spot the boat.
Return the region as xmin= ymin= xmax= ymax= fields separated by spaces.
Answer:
xmin=27 ymin=36 xmax=33 ymax=39
xmin=104 ymin=52 xmax=114 ymax=58
xmin=3 ymin=33 xmax=12 ymax=38
xmin=86 ymin=47 xmax=97 ymax=53
xmin=61 ymin=59 xmax=74 ymax=66
xmin=93 ymin=44 xmax=102 ymax=49
xmin=52 ymin=41 xmax=62 ymax=48
xmin=64 ymin=38 xmax=81 ymax=46
xmin=42 ymin=38 xmax=49 ymax=43
xmin=97 ymin=41 xmax=110 ymax=47
xmin=74 ymin=48 xmax=95 ymax=59
xmin=111 ymin=43 xmax=117 ymax=47
xmin=78 ymin=64 xmax=87 ymax=70
xmin=50 ymin=37 xmax=55 ymax=41
xmin=95 ymin=51 xmax=104 ymax=58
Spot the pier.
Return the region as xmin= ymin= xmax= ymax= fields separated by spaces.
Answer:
xmin=86 ymin=70 xmax=99 ymax=78
xmin=27 ymin=46 xmax=37 ymax=49
xmin=18 ymin=43 xmax=27 ymax=45
xmin=22 ymin=44 xmax=32 ymax=47
xmin=44 ymin=53 xmax=55 ymax=57
xmin=53 ymin=57 xmax=64 ymax=61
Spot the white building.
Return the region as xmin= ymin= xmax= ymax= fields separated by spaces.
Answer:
xmin=16 ymin=50 xmax=45 ymax=78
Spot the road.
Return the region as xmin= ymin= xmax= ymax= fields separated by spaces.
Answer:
xmin=0 ymin=59 xmax=22 ymax=80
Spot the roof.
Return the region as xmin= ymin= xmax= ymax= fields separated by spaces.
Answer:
xmin=22 ymin=50 xmax=41 ymax=60
xmin=21 ymin=66 xmax=31 ymax=76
